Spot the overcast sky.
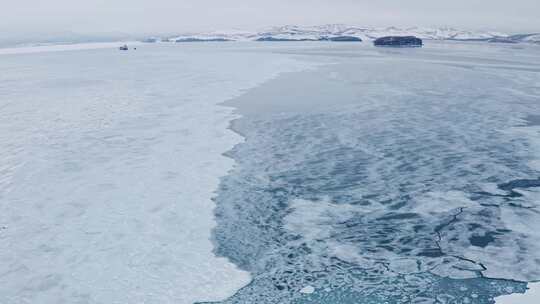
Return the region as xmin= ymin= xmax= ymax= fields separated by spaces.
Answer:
xmin=2 ymin=0 xmax=539 ymax=36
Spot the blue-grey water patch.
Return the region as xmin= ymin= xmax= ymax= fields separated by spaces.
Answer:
xmin=522 ymin=115 xmax=540 ymax=126
xmin=206 ymin=44 xmax=540 ymax=304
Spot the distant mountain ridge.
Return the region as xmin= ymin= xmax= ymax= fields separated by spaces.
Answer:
xmin=155 ymin=25 xmax=539 ymax=44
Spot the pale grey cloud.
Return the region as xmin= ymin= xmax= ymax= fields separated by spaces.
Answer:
xmin=1 ymin=0 xmax=538 ymax=36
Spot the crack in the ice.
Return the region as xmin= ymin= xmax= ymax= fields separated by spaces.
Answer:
xmin=433 ymin=207 xmax=488 ymax=276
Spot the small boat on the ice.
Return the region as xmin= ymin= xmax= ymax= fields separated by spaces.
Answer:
xmin=119 ymin=45 xmax=129 ymax=51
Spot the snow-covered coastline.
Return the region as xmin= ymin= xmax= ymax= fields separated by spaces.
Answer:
xmin=2 ymin=25 xmax=537 ymax=50
xmin=156 ymin=24 xmax=539 ymax=44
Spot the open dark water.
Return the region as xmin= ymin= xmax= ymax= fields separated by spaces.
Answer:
xmin=206 ymin=42 xmax=540 ymax=304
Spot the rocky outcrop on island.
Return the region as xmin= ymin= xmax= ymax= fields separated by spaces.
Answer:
xmin=374 ymin=36 xmax=423 ymax=47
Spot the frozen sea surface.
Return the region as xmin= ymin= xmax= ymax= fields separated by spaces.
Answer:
xmin=0 ymin=42 xmax=143 ymax=55
xmin=2 ymin=41 xmax=540 ymax=304
xmin=0 ymin=43 xmax=310 ymax=303
xmin=208 ymin=42 xmax=540 ymax=303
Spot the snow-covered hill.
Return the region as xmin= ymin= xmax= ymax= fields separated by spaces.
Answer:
xmin=154 ymin=25 xmax=538 ymax=44
xmin=508 ymin=33 xmax=540 ymax=44
xmin=254 ymin=25 xmax=508 ymax=41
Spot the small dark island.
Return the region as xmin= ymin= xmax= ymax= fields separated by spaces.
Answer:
xmin=322 ymin=36 xmax=362 ymax=42
xmin=374 ymin=36 xmax=423 ymax=47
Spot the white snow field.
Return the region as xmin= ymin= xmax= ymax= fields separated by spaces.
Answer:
xmin=0 ymin=43 xmax=309 ymax=304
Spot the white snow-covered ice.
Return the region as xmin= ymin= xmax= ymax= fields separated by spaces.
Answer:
xmin=496 ymin=282 xmax=540 ymax=304
xmin=0 ymin=43 xmax=309 ymax=303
